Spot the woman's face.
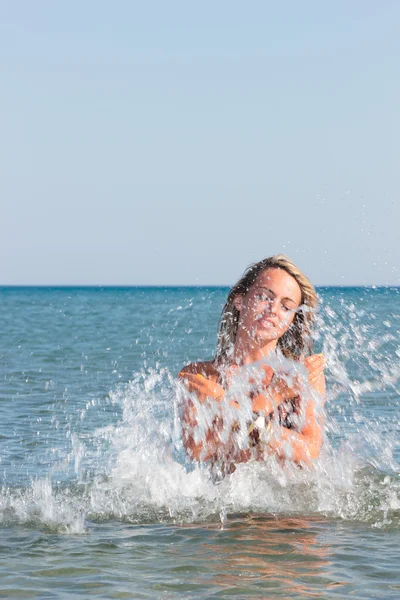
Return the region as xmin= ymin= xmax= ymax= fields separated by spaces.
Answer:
xmin=234 ymin=268 xmax=302 ymax=343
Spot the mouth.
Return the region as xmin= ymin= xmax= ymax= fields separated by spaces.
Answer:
xmin=257 ymin=317 xmax=277 ymax=328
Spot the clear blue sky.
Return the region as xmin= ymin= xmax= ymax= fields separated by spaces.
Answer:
xmin=1 ymin=1 xmax=399 ymax=285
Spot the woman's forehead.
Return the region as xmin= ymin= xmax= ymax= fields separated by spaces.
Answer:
xmin=252 ymin=268 xmax=302 ymax=302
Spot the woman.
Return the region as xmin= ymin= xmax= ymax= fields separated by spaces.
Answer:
xmin=179 ymin=255 xmax=326 ymax=471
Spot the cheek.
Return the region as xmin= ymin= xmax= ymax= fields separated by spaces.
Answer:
xmin=242 ymin=298 xmax=260 ymax=320
xmin=279 ymin=311 xmax=296 ymax=332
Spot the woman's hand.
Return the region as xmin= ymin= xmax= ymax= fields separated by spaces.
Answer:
xmin=178 ymin=372 xmax=225 ymax=403
xmin=304 ymin=353 xmax=325 ymax=381
xmin=304 ymin=354 xmax=326 ymax=397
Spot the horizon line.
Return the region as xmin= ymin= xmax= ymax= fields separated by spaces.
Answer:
xmin=0 ymin=284 xmax=399 ymax=290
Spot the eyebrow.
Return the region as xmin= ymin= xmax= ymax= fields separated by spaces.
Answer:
xmin=254 ymin=286 xmax=299 ymax=306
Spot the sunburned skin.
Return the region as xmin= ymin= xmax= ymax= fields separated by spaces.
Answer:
xmin=179 ymin=265 xmax=326 ymax=468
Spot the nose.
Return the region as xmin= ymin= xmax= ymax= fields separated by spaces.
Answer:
xmin=270 ymin=298 xmax=279 ymax=314
xmin=264 ymin=297 xmax=279 ymax=315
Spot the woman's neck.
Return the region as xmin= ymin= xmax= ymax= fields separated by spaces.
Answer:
xmin=233 ymin=335 xmax=277 ymax=366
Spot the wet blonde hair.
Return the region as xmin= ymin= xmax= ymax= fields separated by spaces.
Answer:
xmin=215 ymin=254 xmax=318 ymax=363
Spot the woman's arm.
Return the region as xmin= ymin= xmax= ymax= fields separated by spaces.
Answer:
xmin=251 ymin=354 xmax=326 ymax=414
xmin=267 ymin=393 xmax=324 ymax=464
xmin=179 ymin=365 xmax=233 ymax=462
xmin=255 ymin=356 xmax=326 ymax=464
xmin=181 ymin=397 xmax=221 ymax=461
xmin=180 ymin=355 xmax=326 ymax=465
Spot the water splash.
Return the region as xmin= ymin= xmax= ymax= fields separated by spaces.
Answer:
xmin=1 ymin=288 xmax=399 ymax=533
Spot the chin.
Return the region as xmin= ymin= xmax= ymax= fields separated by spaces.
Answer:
xmin=257 ymin=323 xmax=278 ymax=336
xmin=254 ymin=330 xmax=279 ymax=343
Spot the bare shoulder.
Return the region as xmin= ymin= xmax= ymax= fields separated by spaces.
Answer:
xmin=179 ymin=360 xmax=219 ymax=380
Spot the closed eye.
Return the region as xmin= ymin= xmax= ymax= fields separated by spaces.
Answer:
xmin=282 ymin=304 xmax=295 ymax=312
xmin=256 ymin=292 xmax=274 ymax=302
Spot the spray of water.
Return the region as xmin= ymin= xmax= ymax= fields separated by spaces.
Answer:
xmin=1 ymin=290 xmax=399 ymax=533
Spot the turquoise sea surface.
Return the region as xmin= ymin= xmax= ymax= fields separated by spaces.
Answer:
xmin=1 ymin=286 xmax=399 ymax=599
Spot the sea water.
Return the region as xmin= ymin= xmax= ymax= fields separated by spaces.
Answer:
xmin=1 ymin=286 xmax=399 ymax=599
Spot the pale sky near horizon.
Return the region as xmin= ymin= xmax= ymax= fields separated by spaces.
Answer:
xmin=1 ymin=1 xmax=399 ymax=286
